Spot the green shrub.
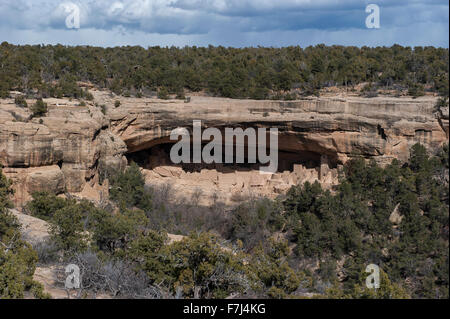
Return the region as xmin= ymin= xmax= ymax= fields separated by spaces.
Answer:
xmin=250 ymin=87 xmax=269 ymax=100
xmin=30 ymin=98 xmax=48 ymax=117
xmin=408 ymin=83 xmax=425 ymax=98
xmin=49 ymin=203 xmax=88 ymax=253
xmin=26 ymin=192 xmax=69 ymax=221
xmin=109 ymin=162 xmax=152 ymax=211
xmin=159 ymin=232 xmax=249 ymax=298
xmin=14 ymin=95 xmax=28 ymax=107
xmin=158 ymin=87 xmax=169 ymax=100
xmin=88 ymin=207 xmax=148 ymax=253
xmin=0 ymin=169 xmax=13 ymax=209
xmin=247 ymin=240 xmax=301 ymax=298
xmin=175 ymin=88 xmax=185 ymax=100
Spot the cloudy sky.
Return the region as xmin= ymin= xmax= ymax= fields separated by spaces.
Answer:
xmin=0 ymin=0 xmax=448 ymax=47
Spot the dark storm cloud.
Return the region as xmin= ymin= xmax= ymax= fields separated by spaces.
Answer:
xmin=0 ymin=0 xmax=447 ymax=47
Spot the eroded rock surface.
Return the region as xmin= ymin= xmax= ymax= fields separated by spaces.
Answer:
xmin=1 ymin=91 xmax=447 ymax=206
xmin=0 ymin=96 xmax=126 ymax=205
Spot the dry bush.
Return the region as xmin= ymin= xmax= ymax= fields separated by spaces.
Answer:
xmin=33 ymin=240 xmax=60 ymax=265
xmin=62 ymin=251 xmax=169 ymax=299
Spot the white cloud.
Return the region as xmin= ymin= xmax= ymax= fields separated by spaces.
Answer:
xmin=0 ymin=0 xmax=447 ymax=47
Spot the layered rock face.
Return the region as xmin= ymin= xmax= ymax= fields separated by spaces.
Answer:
xmin=0 ymin=97 xmax=127 ymax=206
xmin=1 ymin=91 xmax=448 ymax=206
xmin=107 ymin=93 xmax=447 ymax=164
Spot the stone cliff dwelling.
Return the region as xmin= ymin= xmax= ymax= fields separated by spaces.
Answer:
xmin=1 ymin=91 xmax=448 ymax=207
xmin=125 ymin=136 xmax=339 ymax=205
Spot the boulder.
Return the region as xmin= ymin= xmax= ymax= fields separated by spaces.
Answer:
xmin=26 ymin=165 xmax=65 ymax=195
xmin=389 ymin=203 xmax=403 ymax=225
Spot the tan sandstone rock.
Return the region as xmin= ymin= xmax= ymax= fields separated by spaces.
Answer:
xmin=1 ymin=93 xmax=448 ymax=206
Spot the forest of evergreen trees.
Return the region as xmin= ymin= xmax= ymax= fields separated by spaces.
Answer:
xmin=0 ymin=42 xmax=448 ymax=100
xmin=2 ymin=144 xmax=448 ymax=298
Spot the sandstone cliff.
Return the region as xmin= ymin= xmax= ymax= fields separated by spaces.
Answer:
xmin=1 ymin=91 xmax=448 ymax=206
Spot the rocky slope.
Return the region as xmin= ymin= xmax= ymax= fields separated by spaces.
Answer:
xmin=1 ymin=91 xmax=448 ymax=206
xmin=9 ymin=208 xmax=184 ymax=299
